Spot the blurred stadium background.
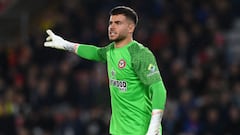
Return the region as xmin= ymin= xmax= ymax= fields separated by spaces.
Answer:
xmin=0 ymin=0 xmax=240 ymax=135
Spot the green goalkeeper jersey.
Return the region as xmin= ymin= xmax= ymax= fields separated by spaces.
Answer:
xmin=77 ymin=40 xmax=164 ymax=135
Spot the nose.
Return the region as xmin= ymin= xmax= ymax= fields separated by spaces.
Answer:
xmin=109 ymin=23 xmax=116 ymax=29
xmin=109 ymin=25 xmax=113 ymax=30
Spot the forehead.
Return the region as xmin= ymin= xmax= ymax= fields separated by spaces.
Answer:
xmin=109 ymin=14 xmax=127 ymax=21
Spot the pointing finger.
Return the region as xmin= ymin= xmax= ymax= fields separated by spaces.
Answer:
xmin=46 ymin=29 xmax=55 ymax=37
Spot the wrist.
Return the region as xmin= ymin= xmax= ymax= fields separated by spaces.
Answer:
xmin=63 ymin=41 xmax=79 ymax=52
xmin=152 ymin=109 xmax=163 ymax=115
xmin=146 ymin=109 xmax=164 ymax=135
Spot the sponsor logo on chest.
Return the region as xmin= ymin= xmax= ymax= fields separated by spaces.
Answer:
xmin=110 ymin=68 xmax=127 ymax=92
xmin=110 ymin=79 xmax=127 ymax=91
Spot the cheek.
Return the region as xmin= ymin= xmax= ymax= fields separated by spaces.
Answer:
xmin=119 ymin=26 xmax=129 ymax=34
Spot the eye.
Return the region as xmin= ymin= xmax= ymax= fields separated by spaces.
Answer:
xmin=116 ymin=21 xmax=121 ymax=25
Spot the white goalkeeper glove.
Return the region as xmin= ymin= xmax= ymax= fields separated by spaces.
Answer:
xmin=44 ymin=29 xmax=78 ymax=52
xmin=146 ymin=109 xmax=163 ymax=135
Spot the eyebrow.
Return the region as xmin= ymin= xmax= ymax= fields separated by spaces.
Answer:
xmin=109 ymin=20 xmax=122 ymax=24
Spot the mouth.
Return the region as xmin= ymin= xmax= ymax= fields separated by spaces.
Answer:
xmin=109 ymin=31 xmax=117 ymax=37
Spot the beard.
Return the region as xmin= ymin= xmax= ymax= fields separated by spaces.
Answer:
xmin=109 ymin=33 xmax=127 ymax=43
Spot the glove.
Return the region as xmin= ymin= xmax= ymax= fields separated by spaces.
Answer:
xmin=146 ymin=109 xmax=163 ymax=135
xmin=44 ymin=29 xmax=78 ymax=52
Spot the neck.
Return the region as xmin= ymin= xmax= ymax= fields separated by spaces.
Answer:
xmin=115 ymin=37 xmax=133 ymax=48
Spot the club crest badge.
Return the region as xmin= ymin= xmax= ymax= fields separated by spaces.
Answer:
xmin=118 ymin=59 xmax=126 ymax=69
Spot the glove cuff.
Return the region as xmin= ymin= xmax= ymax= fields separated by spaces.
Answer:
xmin=63 ymin=41 xmax=79 ymax=52
xmin=146 ymin=109 xmax=163 ymax=135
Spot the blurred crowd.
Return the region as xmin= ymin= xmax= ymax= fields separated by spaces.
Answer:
xmin=0 ymin=0 xmax=240 ymax=135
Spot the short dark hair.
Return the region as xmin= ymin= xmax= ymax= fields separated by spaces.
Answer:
xmin=110 ymin=6 xmax=138 ymax=25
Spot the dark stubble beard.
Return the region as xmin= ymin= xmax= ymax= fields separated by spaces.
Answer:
xmin=109 ymin=34 xmax=126 ymax=43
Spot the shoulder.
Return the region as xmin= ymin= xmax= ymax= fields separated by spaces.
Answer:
xmin=128 ymin=41 xmax=154 ymax=60
xmin=102 ymin=42 xmax=114 ymax=50
xmin=98 ymin=42 xmax=114 ymax=53
xmin=97 ymin=42 xmax=114 ymax=61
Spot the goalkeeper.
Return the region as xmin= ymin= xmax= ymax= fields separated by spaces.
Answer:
xmin=44 ymin=6 xmax=167 ymax=135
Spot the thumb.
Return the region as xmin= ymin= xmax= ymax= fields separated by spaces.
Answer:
xmin=44 ymin=41 xmax=54 ymax=47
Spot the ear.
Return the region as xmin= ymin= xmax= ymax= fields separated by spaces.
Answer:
xmin=128 ymin=23 xmax=135 ymax=33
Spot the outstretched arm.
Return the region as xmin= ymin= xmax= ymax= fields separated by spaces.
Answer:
xmin=44 ymin=29 xmax=103 ymax=61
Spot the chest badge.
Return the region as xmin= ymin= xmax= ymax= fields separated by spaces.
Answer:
xmin=118 ymin=59 xmax=126 ymax=69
